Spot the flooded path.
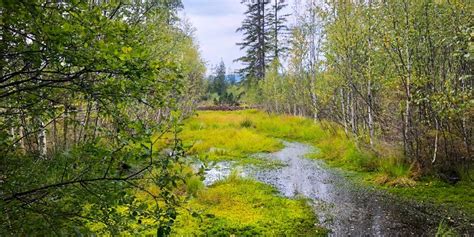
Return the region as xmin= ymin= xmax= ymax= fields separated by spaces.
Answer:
xmin=251 ymin=142 xmax=439 ymax=236
xmin=203 ymin=141 xmax=467 ymax=236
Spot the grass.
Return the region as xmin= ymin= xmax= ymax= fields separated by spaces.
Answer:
xmin=385 ymin=179 xmax=474 ymax=216
xmin=435 ymin=220 xmax=459 ymax=237
xmin=182 ymin=110 xmax=393 ymax=176
xmin=180 ymin=111 xmax=283 ymax=163
xmin=181 ymin=110 xmax=474 ymax=216
xmin=172 ymin=173 xmax=327 ymax=236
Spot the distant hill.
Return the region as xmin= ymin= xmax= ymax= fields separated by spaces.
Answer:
xmin=225 ymin=74 xmax=242 ymax=84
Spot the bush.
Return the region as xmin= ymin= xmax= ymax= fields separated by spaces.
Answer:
xmin=186 ymin=176 xmax=204 ymax=197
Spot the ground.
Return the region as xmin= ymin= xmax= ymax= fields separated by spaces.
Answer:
xmin=171 ymin=110 xmax=473 ymax=234
xmin=172 ymin=173 xmax=327 ymax=236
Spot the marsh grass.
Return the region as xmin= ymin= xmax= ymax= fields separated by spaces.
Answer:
xmin=435 ymin=220 xmax=459 ymax=237
xmin=172 ymin=175 xmax=327 ymax=236
xmin=239 ymin=118 xmax=254 ymax=128
xmin=182 ymin=110 xmax=413 ymax=181
xmin=180 ymin=111 xmax=284 ymax=163
xmin=181 ymin=110 xmax=474 ymax=216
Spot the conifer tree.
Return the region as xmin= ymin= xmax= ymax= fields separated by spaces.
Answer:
xmin=267 ymin=0 xmax=289 ymax=61
xmin=236 ymin=0 xmax=288 ymax=82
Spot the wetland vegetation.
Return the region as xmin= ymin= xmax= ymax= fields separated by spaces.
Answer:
xmin=1 ymin=0 xmax=472 ymax=235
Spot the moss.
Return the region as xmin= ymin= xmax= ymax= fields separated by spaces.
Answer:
xmin=385 ymin=179 xmax=474 ymax=216
xmin=181 ymin=112 xmax=283 ymax=162
xmin=172 ymin=175 xmax=328 ymax=236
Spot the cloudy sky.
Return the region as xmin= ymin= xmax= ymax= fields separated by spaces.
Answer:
xmin=181 ymin=0 xmax=246 ymax=74
xmin=181 ymin=0 xmax=296 ymax=74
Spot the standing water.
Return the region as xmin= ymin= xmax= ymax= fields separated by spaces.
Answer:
xmin=204 ymin=141 xmax=470 ymax=236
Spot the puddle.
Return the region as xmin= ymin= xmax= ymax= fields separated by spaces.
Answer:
xmin=202 ymin=141 xmax=473 ymax=236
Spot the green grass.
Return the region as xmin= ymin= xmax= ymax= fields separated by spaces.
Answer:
xmin=172 ymin=173 xmax=327 ymax=236
xmin=386 ymin=179 xmax=474 ymax=216
xmin=180 ymin=111 xmax=283 ymax=163
xmin=435 ymin=220 xmax=459 ymax=237
xmin=181 ymin=110 xmax=474 ymax=216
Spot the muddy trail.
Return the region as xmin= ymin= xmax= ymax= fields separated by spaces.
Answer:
xmin=203 ymin=141 xmax=472 ymax=236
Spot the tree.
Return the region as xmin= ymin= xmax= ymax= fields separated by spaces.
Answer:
xmin=236 ymin=0 xmax=269 ymax=82
xmin=256 ymin=0 xmax=473 ymax=174
xmin=212 ymin=60 xmax=228 ymax=97
xmin=0 ymin=0 xmax=204 ymax=234
xmin=236 ymin=0 xmax=288 ymax=83
xmin=267 ymin=0 xmax=289 ymax=61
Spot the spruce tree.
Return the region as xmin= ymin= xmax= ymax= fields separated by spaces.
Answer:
xmin=267 ymin=0 xmax=289 ymax=61
xmin=236 ymin=0 xmax=269 ymax=82
xmin=236 ymin=0 xmax=288 ymax=83
xmin=212 ymin=60 xmax=228 ymax=97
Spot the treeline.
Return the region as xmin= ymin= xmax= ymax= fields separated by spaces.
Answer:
xmin=239 ymin=1 xmax=473 ymax=174
xmin=202 ymin=60 xmax=243 ymax=106
xmin=1 ymin=0 xmax=204 ymax=234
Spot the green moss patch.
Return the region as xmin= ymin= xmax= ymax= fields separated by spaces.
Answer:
xmin=172 ymin=175 xmax=327 ymax=236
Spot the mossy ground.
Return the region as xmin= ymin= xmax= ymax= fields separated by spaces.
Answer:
xmin=383 ymin=178 xmax=474 ymax=217
xmin=180 ymin=110 xmax=473 ymax=216
xmin=180 ymin=111 xmax=283 ymax=164
xmin=172 ymin=174 xmax=327 ymax=236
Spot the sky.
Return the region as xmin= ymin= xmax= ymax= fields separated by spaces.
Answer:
xmin=181 ymin=0 xmax=296 ymax=75
xmin=181 ymin=0 xmax=247 ymax=74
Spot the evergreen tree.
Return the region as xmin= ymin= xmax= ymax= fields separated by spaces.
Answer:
xmin=267 ymin=0 xmax=289 ymax=61
xmin=212 ymin=60 xmax=228 ymax=97
xmin=236 ymin=0 xmax=269 ymax=82
xmin=236 ymin=0 xmax=288 ymax=83
xmin=227 ymin=73 xmax=237 ymax=85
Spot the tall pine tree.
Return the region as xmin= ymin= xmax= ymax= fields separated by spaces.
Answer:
xmin=267 ymin=0 xmax=289 ymax=61
xmin=236 ymin=0 xmax=287 ymax=83
xmin=211 ymin=60 xmax=228 ymax=97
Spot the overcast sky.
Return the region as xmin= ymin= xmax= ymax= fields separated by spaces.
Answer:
xmin=181 ymin=0 xmax=246 ymax=74
xmin=181 ymin=0 xmax=296 ymax=75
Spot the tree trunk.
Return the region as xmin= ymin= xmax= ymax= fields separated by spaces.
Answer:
xmin=403 ymin=0 xmax=412 ymax=158
xmin=340 ymin=88 xmax=348 ymax=135
xmin=63 ymin=108 xmax=68 ymax=149
xmin=37 ymin=118 xmax=47 ymax=159
xmin=367 ymin=0 xmax=374 ymax=146
xmin=350 ymin=89 xmax=356 ymax=134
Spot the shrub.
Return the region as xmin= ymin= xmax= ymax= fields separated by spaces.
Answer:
xmin=186 ymin=176 xmax=204 ymax=197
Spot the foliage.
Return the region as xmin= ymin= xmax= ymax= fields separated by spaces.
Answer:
xmin=172 ymin=174 xmax=327 ymax=236
xmin=256 ymin=0 xmax=473 ymax=176
xmin=203 ymin=61 xmax=243 ymax=106
xmin=0 ymin=0 xmax=205 ymax=235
